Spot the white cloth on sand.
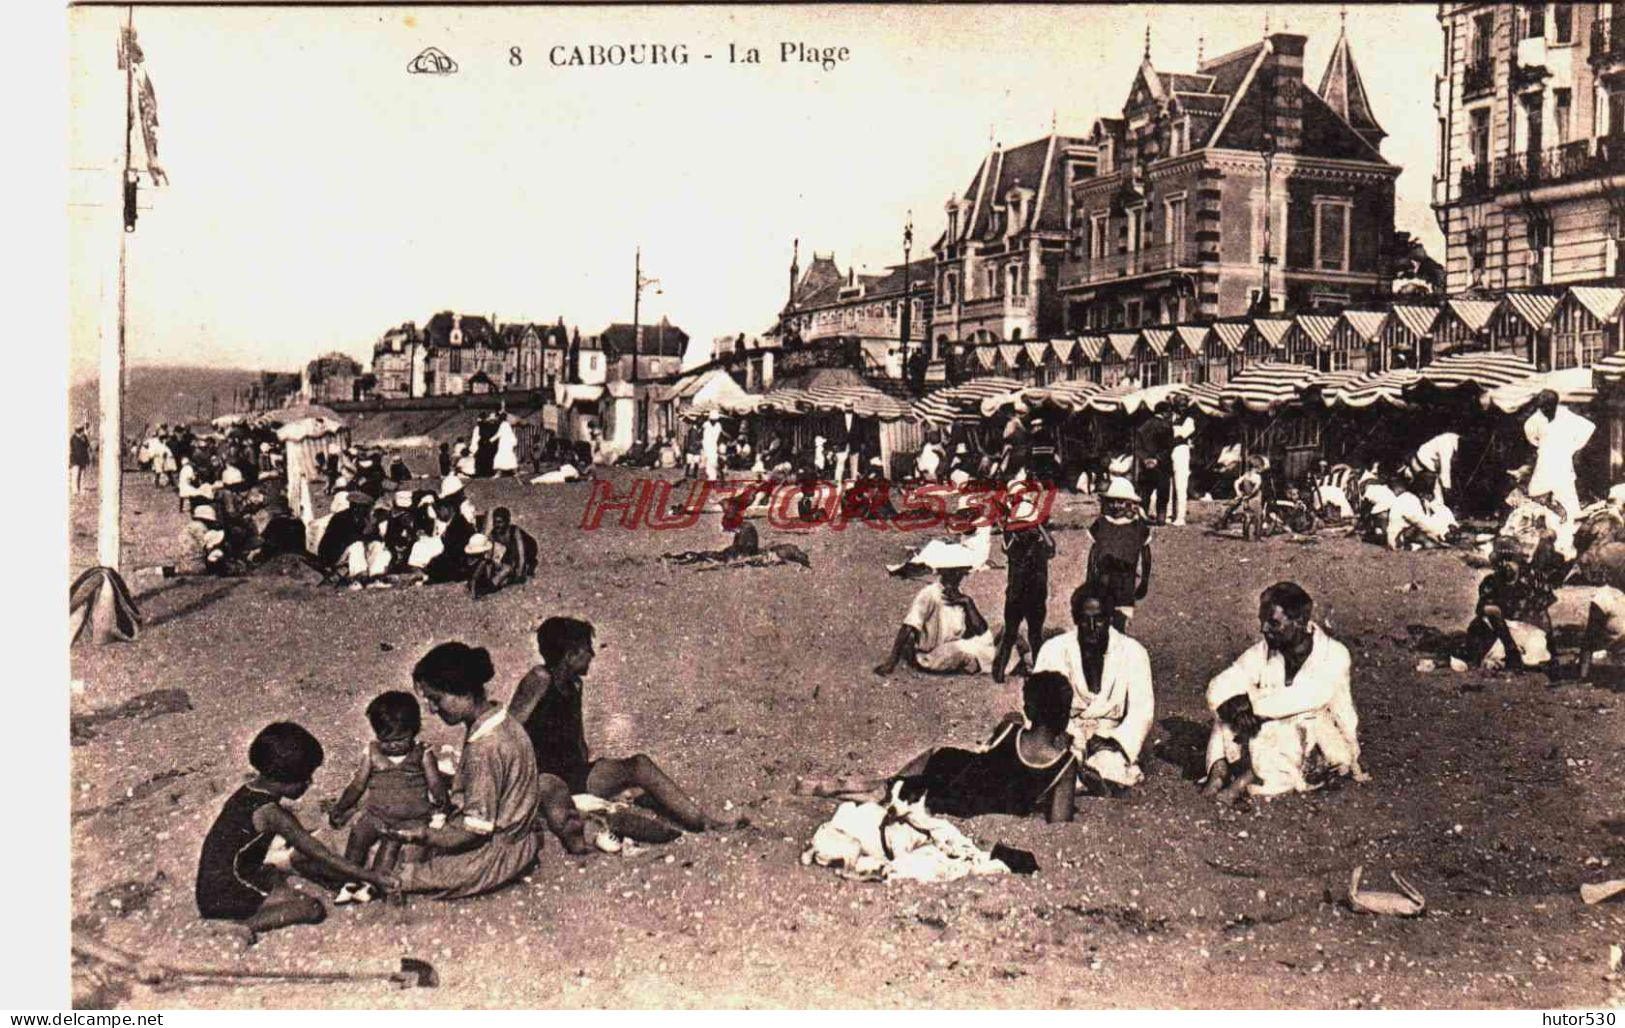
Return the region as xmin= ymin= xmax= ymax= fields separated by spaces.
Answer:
xmin=901 ymin=581 xmax=997 ymax=673
xmin=1481 ymin=619 xmax=1552 ymax=669
xmin=801 ymin=785 xmax=1011 ymax=883
xmin=530 ymin=464 xmax=580 ymax=485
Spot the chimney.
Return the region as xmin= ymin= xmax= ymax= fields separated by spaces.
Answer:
xmin=1262 ymin=34 xmax=1306 ymax=154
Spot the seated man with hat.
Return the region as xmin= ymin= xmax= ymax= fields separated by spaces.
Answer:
xmin=875 ymin=553 xmax=999 ymax=676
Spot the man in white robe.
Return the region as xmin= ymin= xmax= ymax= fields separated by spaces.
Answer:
xmin=1203 ymin=582 xmax=1364 ymax=801
xmin=1032 ymin=583 xmax=1155 ymax=790
xmin=1524 ymin=390 xmax=1595 ymax=525
xmin=492 ymin=414 xmax=520 ymax=476
xmin=701 ymin=413 xmax=724 ymax=481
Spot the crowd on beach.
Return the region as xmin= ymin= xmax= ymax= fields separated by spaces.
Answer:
xmin=78 ymin=385 xmax=1625 ymax=947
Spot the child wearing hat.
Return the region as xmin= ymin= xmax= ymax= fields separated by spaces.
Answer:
xmin=1466 ymin=537 xmax=1556 ymax=670
xmin=1086 ymin=478 xmax=1152 ymax=632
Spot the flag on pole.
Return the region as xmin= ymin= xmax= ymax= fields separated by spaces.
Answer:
xmin=118 ymin=24 xmax=167 ymax=185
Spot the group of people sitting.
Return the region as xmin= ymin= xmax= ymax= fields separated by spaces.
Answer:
xmin=307 ymin=477 xmax=538 ymax=597
xmin=196 ymin=619 xmax=744 ymax=943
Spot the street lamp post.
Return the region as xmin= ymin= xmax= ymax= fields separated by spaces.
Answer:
xmin=631 ymin=247 xmax=661 ymax=386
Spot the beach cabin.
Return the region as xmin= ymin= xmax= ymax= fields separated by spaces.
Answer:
xmin=1204 ymin=323 xmax=1246 ymax=384
xmin=1328 ymin=310 xmax=1385 ymax=374
xmin=1379 ymin=304 xmax=1439 ymax=370
xmin=1073 ymin=335 xmax=1105 ymax=384
xmin=1551 ymin=286 xmax=1625 ymax=371
xmin=1433 ymin=298 xmax=1498 ymax=356
xmin=1487 ymin=292 xmax=1560 ymax=369
xmin=1136 ymin=329 xmax=1171 ymax=387
xmin=1282 ymin=315 xmax=1340 ymax=371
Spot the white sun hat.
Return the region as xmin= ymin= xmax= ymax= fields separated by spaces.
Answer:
xmin=1103 ymin=478 xmax=1140 ymax=502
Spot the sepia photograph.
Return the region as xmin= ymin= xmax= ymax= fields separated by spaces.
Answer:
xmin=52 ymin=0 xmax=1625 ymax=1012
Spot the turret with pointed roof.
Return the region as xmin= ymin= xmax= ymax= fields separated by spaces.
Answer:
xmin=1316 ymin=20 xmax=1386 ymax=152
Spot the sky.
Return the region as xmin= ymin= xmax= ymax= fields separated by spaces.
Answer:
xmin=67 ymin=3 xmax=1445 ymax=380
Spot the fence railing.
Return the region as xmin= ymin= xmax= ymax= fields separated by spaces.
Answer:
xmin=1058 ymin=240 xmax=1203 ymax=289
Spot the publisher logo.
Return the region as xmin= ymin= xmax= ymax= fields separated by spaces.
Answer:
xmin=407 ymin=47 xmax=459 ymax=75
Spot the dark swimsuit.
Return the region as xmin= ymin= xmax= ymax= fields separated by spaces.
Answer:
xmin=521 ymin=669 xmax=596 ymax=793
xmin=899 ymin=724 xmax=1076 ymax=819
xmin=195 ymin=785 xmax=282 ymax=920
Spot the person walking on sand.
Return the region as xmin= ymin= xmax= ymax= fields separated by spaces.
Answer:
xmin=70 ymin=426 xmax=91 ymax=496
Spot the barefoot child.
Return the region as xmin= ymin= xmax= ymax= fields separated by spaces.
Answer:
xmin=195 ymin=722 xmax=393 ymax=943
xmin=509 ymin=617 xmax=745 ymax=851
xmin=796 ymin=671 xmax=1077 ymax=823
xmin=326 ymin=692 xmax=449 ymax=903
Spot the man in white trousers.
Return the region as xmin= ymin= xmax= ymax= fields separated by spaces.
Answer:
xmin=1169 ymin=394 xmax=1196 ymax=526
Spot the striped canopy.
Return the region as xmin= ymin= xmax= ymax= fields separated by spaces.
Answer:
xmin=803 ymin=372 xmax=917 ymax=421
xmin=1184 ymin=381 xmax=1228 ymax=417
xmin=1219 ymin=362 xmax=1319 ymax=412
xmin=1481 ymin=366 xmax=1597 ymax=414
xmin=1303 ymin=368 xmax=1372 ymax=406
xmin=1501 ymin=292 xmax=1561 ymax=331
xmin=1329 ymin=368 xmax=1421 ymax=410
xmin=1408 ymin=351 xmax=1537 ymax=393
xmin=1593 ymin=352 xmax=1625 ymax=386
xmin=1022 ymin=379 xmax=1103 ymax=413
xmin=912 ymin=377 xmax=1023 ymax=426
xmin=1084 ymin=378 xmax=1146 ymax=413
xmin=753 ymin=387 xmax=815 ymax=414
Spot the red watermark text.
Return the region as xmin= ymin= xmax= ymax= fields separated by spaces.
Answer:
xmin=579 ymin=478 xmax=1056 ymax=533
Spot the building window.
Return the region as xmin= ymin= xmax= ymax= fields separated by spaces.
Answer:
xmin=1553 ymin=3 xmax=1573 ymax=43
xmin=1555 ymin=89 xmax=1572 ymax=145
xmin=1163 ymin=195 xmax=1187 ymax=250
xmin=1314 ymin=198 xmax=1352 ymax=272
xmin=1469 ymin=107 xmax=1492 ymax=166
xmin=943 ymin=273 xmax=958 ymax=305
xmin=1090 ymin=213 xmax=1109 ymax=259
xmin=449 ymin=351 xmax=462 ymax=374
xmin=1125 ymin=300 xmax=1143 ymax=328
xmin=1127 ymin=206 xmax=1145 ymax=253
xmin=1522 ymin=2 xmax=1544 ymax=39
xmin=1008 ymin=264 xmax=1021 ymax=298
xmin=1473 ymin=12 xmax=1494 ymax=65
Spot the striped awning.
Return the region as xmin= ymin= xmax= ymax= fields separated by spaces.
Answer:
xmin=1076 ymin=335 xmax=1106 ymax=361
xmin=1567 ymin=286 xmax=1625 ymax=325
xmin=1219 ymin=361 xmax=1319 ymax=412
xmin=998 ymin=344 xmax=1025 ymax=368
xmin=1408 ymin=351 xmax=1537 ymax=392
xmin=974 ymin=347 xmax=998 ymax=370
xmin=804 ymin=379 xmax=917 ymax=421
xmin=753 ymin=387 xmax=815 ymax=414
xmin=1023 ymin=379 xmax=1103 ymax=413
xmin=1049 ymin=338 xmax=1078 ymax=363
xmin=1211 ymin=323 xmax=1249 ymax=352
xmin=1252 ymin=319 xmax=1294 ymax=349
xmin=1339 ymin=310 xmax=1388 ymax=343
xmin=1294 ymin=315 xmax=1340 ymax=348
xmin=1482 ymin=366 xmax=1597 ymax=414
xmin=1139 ymin=328 xmax=1172 ymax=356
xmin=1304 ymin=368 xmax=1371 ymax=406
xmin=1024 ymin=341 xmax=1051 ymax=367
xmin=1172 ymin=324 xmax=1215 ymax=352
xmin=1446 ymin=298 xmax=1499 ymax=333
xmin=1185 ymin=380 xmax=1228 ymax=417
xmin=1107 ymin=333 xmax=1140 ymax=361
xmin=1593 ymin=352 xmax=1625 ymax=386
xmin=1501 ymin=292 xmax=1561 ymax=331
xmin=1335 ymin=368 xmax=1421 ymax=410
xmin=1084 ymin=379 xmax=1146 ymax=413
xmin=1388 ymin=305 xmax=1440 ymax=339
xmin=912 ymin=377 xmax=1024 ymax=426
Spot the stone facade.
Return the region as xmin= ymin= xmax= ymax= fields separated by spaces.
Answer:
xmin=1433 ymin=3 xmax=1625 ymax=293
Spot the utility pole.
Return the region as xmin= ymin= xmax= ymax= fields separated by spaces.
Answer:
xmin=631 ymin=246 xmax=660 ymax=385
xmin=900 ymin=212 xmax=913 ymax=376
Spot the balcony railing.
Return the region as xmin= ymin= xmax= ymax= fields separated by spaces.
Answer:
xmin=1459 ymin=136 xmax=1625 ymax=201
xmin=1462 ymin=58 xmax=1494 ymax=96
xmin=1058 ymin=240 xmax=1203 ymax=289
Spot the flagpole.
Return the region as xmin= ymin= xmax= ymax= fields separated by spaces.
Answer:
xmin=98 ymin=6 xmax=134 ymax=571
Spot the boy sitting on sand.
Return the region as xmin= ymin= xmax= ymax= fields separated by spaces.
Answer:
xmin=195 ymin=722 xmax=393 ymax=945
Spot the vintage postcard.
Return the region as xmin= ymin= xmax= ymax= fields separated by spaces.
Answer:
xmin=60 ymin=0 xmax=1625 ymax=1012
